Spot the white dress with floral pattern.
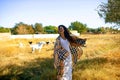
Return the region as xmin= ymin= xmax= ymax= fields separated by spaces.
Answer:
xmin=60 ymin=37 xmax=72 ymax=80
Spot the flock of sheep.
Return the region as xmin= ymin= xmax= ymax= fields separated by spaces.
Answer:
xmin=19 ymin=41 xmax=55 ymax=53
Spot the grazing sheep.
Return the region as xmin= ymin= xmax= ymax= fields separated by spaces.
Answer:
xmin=29 ymin=41 xmax=45 ymax=53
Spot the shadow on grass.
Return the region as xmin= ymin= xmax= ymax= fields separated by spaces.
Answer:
xmin=1 ymin=56 xmax=119 ymax=80
xmin=0 ymin=58 xmax=57 ymax=80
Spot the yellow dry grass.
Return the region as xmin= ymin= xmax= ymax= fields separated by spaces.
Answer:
xmin=0 ymin=34 xmax=120 ymax=80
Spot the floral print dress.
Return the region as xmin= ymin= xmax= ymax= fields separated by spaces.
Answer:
xmin=60 ymin=37 xmax=72 ymax=80
xmin=54 ymin=35 xmax=86 ymax=80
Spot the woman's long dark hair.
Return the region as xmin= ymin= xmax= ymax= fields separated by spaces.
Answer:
xmin=58 ymin=25 xmax=75 ymax=43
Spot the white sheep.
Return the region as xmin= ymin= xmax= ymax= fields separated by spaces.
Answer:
xmin=29 ymin=41 xmax=45 ymax=53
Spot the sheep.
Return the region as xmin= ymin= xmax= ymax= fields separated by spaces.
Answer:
xmin=29 ymin=41 xmax=46 ymax=53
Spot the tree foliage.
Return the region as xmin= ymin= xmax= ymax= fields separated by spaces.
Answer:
xmin=69 ymin=21 xmax=88 ymax=33
xmin=0 ymin=27 xmax=10 ymax=33
xmin=11 ymin=22 xmax=34 ymax=34
xmin=34 ymin=23 xmax=44 ymax=34
xmin=97 ymin=0 xmax=120 ymax=25
xmin=44 ymin=25 xmax=57 ymax=34
xmin=87 ymin=27 xmax=119 ymax=34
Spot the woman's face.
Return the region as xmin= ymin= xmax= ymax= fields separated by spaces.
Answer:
xmin=58 ymin=26 xmax=64 ymax=34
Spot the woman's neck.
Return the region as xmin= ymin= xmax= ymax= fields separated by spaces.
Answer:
xmin=60 ymin=34 xmax=66 ymax=40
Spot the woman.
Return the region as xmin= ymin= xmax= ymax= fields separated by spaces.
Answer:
xmin=54 ymin=25 xmax=86 ymax=80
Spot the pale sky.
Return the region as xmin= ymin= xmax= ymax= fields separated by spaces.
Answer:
xmin=0 ymin=0 xmax=111 ymax=28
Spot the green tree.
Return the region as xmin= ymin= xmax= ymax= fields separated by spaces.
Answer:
xmin=99 ymin=27 xmax=106 ymax=34
xmin=69 ymin=21 xmax=88 ymax=33
xmin=97 ymin=0 xmax=120 ymax=26
xmin=0 ymin=27 xmax=10 ymax=33
xmin=44 ymin=25 xmax=57 ymax=34
xmin=34 ymin=23 xmax=44 ymax=34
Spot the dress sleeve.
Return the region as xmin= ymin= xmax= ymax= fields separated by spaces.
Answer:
xmin=53 ymin=39 xmax=59 ymax=68
xmin=70 ymin=46 xmax=83 ymax=66
xmin=76 ymin=38 xmax=86 ymax=47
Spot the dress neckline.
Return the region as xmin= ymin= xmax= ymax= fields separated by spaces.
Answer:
xmin=60 ymin=36 xmax=67 ymax=40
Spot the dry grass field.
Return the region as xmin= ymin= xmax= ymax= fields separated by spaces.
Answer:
xmin=0 ymin=34 xmax=120 ymax=80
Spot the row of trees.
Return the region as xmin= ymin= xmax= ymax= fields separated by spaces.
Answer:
xmin=10 ymin=21 xmax=87 ymax=34
xmin=10 ymin=22 xmax=58 ymax=34
xmin=0 ymin=21 xmax=119 ymax=34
